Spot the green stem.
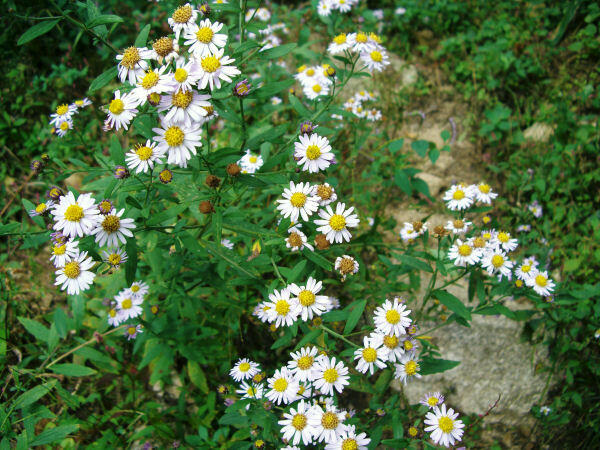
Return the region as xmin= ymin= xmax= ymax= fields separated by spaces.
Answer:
xmin=319 ymin=325 xmax=360 ymax=349
xmin=270 ymin=258 xmax=286 ymax=284
xmin=239 ymin=97 xmax=247 ymax=150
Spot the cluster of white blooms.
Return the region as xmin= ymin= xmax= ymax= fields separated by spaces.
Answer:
xmin=294 ymin=63 xmax=335 ymax=100
xmin=336 ymin=89 xmax=382 ymax=122
xmin=107 ymin=281 xmax=149 ymax=340
xmin=229 ymin=354 xmax=371 ymax=447
xmin=443 ymin=183 xmax=556 ymax=297
xmin=327 ymin=30 xmax=390 ymax=73
xmin=237 ymin=149 xmax=264 ymax=174
xmin=400 ymin=220 xmax=428 ymax=243
xmin=317 ymin=0 xmax=361 ymax=17
xmin=247 ymin=21 xmax=288 ymax=51
xmin=48 ymin=98 xmax=92 ymax=138
xmin=418 ymin=392 xmax=465 ymax=448
xmin=106 ymin=3 xmax=241 ymax=170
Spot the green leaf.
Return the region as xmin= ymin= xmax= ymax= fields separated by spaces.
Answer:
xmin=259 ymin=43 xmax=297 ymax=60
xmin=397 ymin=254 xmax=432 ymax=273
xmin=214 ymin=210 xmax=222 ymax=244
xmin=134 ymin=24 xmax=151 ymax=47
xmin=87 ymin=15 xmax=123 ymax=28
xmin=30 ymin=425 xmax=79 ymax=446
xmin=344 ymin=299 xmax=367 ymax=334
xmin=394 ymin=169 xmax=412 ymax=195
xmin=433 ymin=289 xmax=471 ymax=321
xmin=53 ymin=308 xmax=68 ymax=339
xmin=295 ymin=328 xmax=322 ymax=348
xmin=145 ymin=204 xmax=187 ymax=225
xmin=88 ymin=67 xmax=117 ymax=94
xmin=289 ymin=94 xmax=311 ymax=117
xmin=302 ymin=248 xmax=332 ymax=271
xmin=206 ymin=243 xmax=259 ymax=279
xmin=125 ymin=237 xmax=138 ymax=285
xmin=419 ymin=357 xmax=460 ymax=375
xmin=411 ymin=140 xmax=430 ymax=158
xmin=429 ymin=148 xmax=440 ymax=164
xmin=13 ymin=380 xmax=57 ymax=409
xmin=18 ymin=317 xmax=50 ymax=342
xmin=18 ymin=19 xmax=61 ymax=45
xmin=188 ymin=361 xmax=209 ymax=393
xmin=50 ymin=363 xmax=97 ymax=377
xmin=253 ymin=79 xmax=295 ymax=99
xmin=109 ymin=134 xmax=124 ymax=165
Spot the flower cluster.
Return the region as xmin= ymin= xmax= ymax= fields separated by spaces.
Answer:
xmin=338 ymin=89 xmax=382 ymax=121
xmin=419 ymin=392 xmax=465 ymax=448
xmin=107 ymin=281 xmax=149 ymax=340
xmin=294 ymin=63 xmax=335 ymax=100
xmin=237 ymin=149 xmax=264 ymax=174
xmin=317 ymin=0 xmax=361 ymax=16
xmin=327 ymin=30 xmax=390 ymax=73
xmin=48 ymin=97 xmax=92 ymax=138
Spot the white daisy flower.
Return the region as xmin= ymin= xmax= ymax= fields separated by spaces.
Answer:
xmin=366 ymin=108 xmax=382 ymax=121
xmin=51 ymin=192 xmax=100 ymax=239
xmin=102 ymin=247 xmax=128 ymax=268
xmin=125 ymin=140 xmax=165 ymax=174
xmin=124 ymin=324 xmax=143 ymax=340
xmin=286 ymin=227 xmax=314 ymax=252
xmin=334 ymin=255 xmax=359 ymax=281
xmin=308 ymin=403 xmax=347 ymax=444
xmin=107 ymin=307 xmax=125 ymax=327
xmin=400 ymin=222 xmax=418 ymax=242
xmin=168 ymin=4 xmax=198 ymax=39
xmin=54 ymin=250 xmax=95 ymax=295
xmin=314 ymin=202 xmax=360 ymax=244
xmin=370 ymin=332 xmax=404 ymax=362
xmin=360 ymin=48 xmax=390 ymax=72
xmin=352 ymin=103 xmax=368 ymax=119
xmin=313 ymin=356 xmax=349 ymax=396
xmin=150 ymin=36 xmax=179 ymax=63
xmin=443 ymin=184 xmax=474 ymax=211
xmin=90 ymin=208 xmax=136 ymax=247
xmin=170 ymin=58 xmax=202 ymax=92
xmin=287 ymin=346 xmax=319 ymax=382
xmin=270 ymin=96 xmax=282 ymax=105
xmin=526 ymin=270 xmax=555 ymax=296
xmin=294 ymin=133 xmax=335 ymax=173
xmin=130 ymin=66 xmax=173 ymax=106
xmin=394 ymin=350 xmax=421 ymax=385
xmin=157 ymin=89 xmax=212 ymax=127
xmin=129 ymin=280 xmax=149 ymax=298
xmin=276 ymin=181 xmax=319 ymax=223
xmin=424 ymin=404 xmax=465 ymax=448
xmin=221 ymin=238 xmax=234 ymax=250
xmin=238 ymin=149 xmax=264 ymax=173
xmin=289 ymin=277 xmax=330 ymax=321
xmin=373 ymin=297 xmax=412 ymax=336
xmin=49 ymin=239 xmax=79 ymax=268
xmin=114 ymin=289 xmax=143 ymax=320
xmin=354 ymin=90 xmax=374 ymax=102
xmin=266 ymin=367 xmax=299 ymax=405
xmin=448 ymin=238 xmax=481 ymax=266
xmin=312 ymin=183 xmax=337 ymax=206
xmin=328 ymin=33 xmax=350 ymax=54
xmin=254 ymin=301 xmax=273 ymax=323
xmin=49 ymin=103 xmax=77 ymax=127
xmin=325 ymin=425 xmax=371 ymax=450
xmin=55 ymin=120 xmax=73 ymax=138
xmin=184 ymin=19 xmax=227 ymax=57
xmin=235 ymin=381 xmax=264 ymax=400
xmin=481 ymin=249 xmax=514 ymax=279
xmin=106 ymin=90 xmax=138 ymax=131
xmin=471 ymin=182 xmax=498 ymax=204
xmin=265 ymin=287 xmax=301 ymax=328
xmin=332 ymin=0 xmax=353 ymax=13
xmin=528 ymin=201 xmax=543 ymax=218
xmin=278 ymin=399 xmax=315 ymax=446
xmin=317 ymin=0 xmax=333 ymax=16
xmin=445 ymin=218 xmax=471 ymax=234
xmin=420 ymin=392 xmax=445 ymax=410
xmin=354 ymin=336 xmax=388 ymax=375
xmin=195 ymin=49 xmax=241 ymax=91
xmin=116 ymin=46 xmax=152 ymax=84
xmin=348 ymin=31 xmax=375 ymax=53
xmin=304 ymin=80 xmax=330 ymax=100
xmin=229 ymin=358 xmax=260 ymax=382
xmin=153 ymin=121 xmax=202 ymax=168
xmin=294 ymin=65 xmax=323 ymax=87
xmin=516 ymin=224 xmax=532 ymax=232
xmin=492 ymin=230 xmax=519 ymax=252
xmin=401 ymin=336 xmax=419 ymax=353
xmin=72 ymin=98 xmax=92 ymax=109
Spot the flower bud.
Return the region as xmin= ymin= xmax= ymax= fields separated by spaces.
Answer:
xmin=199 ymin=200 xmax=214 ymax=214
xmin=114 ymin=165 xmax=130 ymax=179
xmin=205 ymin=174 xmax=221 ymax=188
xmin=314 ymin=233 xmax=330 ymax=250
xmin=159 ymin=168 xmax=173 ymax=184
xmin=226 ymin=163 xmax=241 ymax=177
xmin=233 ymin=79 xmax=251 ymax=97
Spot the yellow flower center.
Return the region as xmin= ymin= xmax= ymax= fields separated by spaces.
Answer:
xmin=306 ymin=68 xmax=315 ymax=77
xmin=63 ymin=261 xmax=81 ymax=279
xmin=369 ymin=32 xmax=382 ymax=43
xmin=131 ymin=285 xmax=140 ymax=293
xmin=174 ymin=68 xmax=188 ymax=83
xmin=297 ymin=64 xmax=306 ymax=73
xmin=452 ymin=189 xmax=465 ymax=200
xmin=479 ymin=183 xmax=491 ymax=193
xmin=408 ymin=427 xmax=418 ymax=437
xmin=298 ymin=290 xmax=316 ymax=307
xmin=473 ymin=237 xmax=486 ymax=248
xmin=249 ymin=156 xmax=258 ymax=163
xmin=404 ymin=340 xmax=413 ymax=351
xmin=297 ymin=355 xmax=314 ymax=370
xmin=35 ymin=203 xmax=47 ymax=213
xmin=290 ymin=192 xmax=307 ymax=208
xmin=491 ymin=254 xmax=504 ymax=268
xmin=273 ymin=378 xmax=288 ymax=392
xmin=321 ymin=412 xmax=339 ymax=430
xmin=297 ymin=385 xmax=306 ymax=395
xmin=203 ymin=105 xmax=214 ymax=115
xmin=383 ymin=335 xmax=399 ymax=349
xmin=246 ymin=386 xmax=257 ymax=396
xmin=405 ymin=360 xmax=418 ymax=376
xmin=153 ymin=37 xmax=174 ymax=57
xmin=535 ymin=274 xmax=547 ymax=287
xmin=108 ymin=253 xmax=122 ymax=265
xmin=316 ymin=185 xmax=332 ymax=200
xmin=64 ymin=204 xmax=84 ymax=222
xmin=101 ymin=215 xmax=120 ymax=233
xmin=438 ymin=416 xmax=454 ymax=433
xmin=75 ymin=100 xmax=84 ymax=106
xmin=172 ymin=90 xmax=193 ymax=109
xmin=121 ymin=298 xmax=133 ymax=310
xmin=56 ymin=104 xmax=69 ymax=115
xmin=385 ymin=309 xmax=401 ymax=324
xmin=287 ymin=232 xmax=303 ymax=248
xmin=339 ymin=257 xmax=355 ymax=274
xmin=196 ymin=26 xmax=214 ymax=43
xmin=341 ymin=439 xmax=358 ymax=450
xmin=312 ymin=84 xmax=322 ymax=93
xmin=428 ymin=397 xmax=439 ymax=407
xmin=141 ymin=71 xmax=159 ymax=89
xmin=136 ymin=145 xmax=153 ymax=161
xmin=127 ymin=326 xmax=137 ymax=335
xmin=370 ymin=50 xmax=383 ymax=62
xmin=333 ymin=33 xmax=347 ymax=45
xmin=164 ymin=126 xmax=185 ymax=147
xmin=60 ymin=122 xmax=70 ymax=131
xmin=120 ymin=47 xmax=140 ymax=69
xmin=291 ymin=413 xmax=307 ymax=430
xmin=356 ymin=32 xmax=368 ymax=43
xmin=53 ymin=244 xmax=66 ymax=255
xmin=522 ymin=264 xmax=531 ymax=273
xmin=323 ymin=368 xmax=338 ymax=383
xmin=201 ymin=55 xmax=221 ymax=73
xmin=515 ymin=279 xmax=523 ymax=287
xmin=329 ymin=214 xmax=346 ymax=231
xmin=109 ymin=309 xmax=117 ymax=318
xmin=109 ymin=99 xmax=125 ymax=115
xmin=238 ymin=362 xmax=251 ymax=372
xmin=362 ymin=347 xmax=377 ymax=363
xmin=458 ymin=244 xmax=472 ymax=256
xmin=497 ymin=231 xmax=509 ymax=243
xmin=275 ymin=299 xmax=290 ymax=315
xmin=306 ymin=144 xmax=321 ymax=160
xmin=172 ymin=5 xmax=192 ymax=23
xmin=453 ymin=219 xmax=464 ymax=229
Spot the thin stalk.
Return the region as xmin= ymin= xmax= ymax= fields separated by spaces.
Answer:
xmin=319 ymin=325 xmax=360 ymax=349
